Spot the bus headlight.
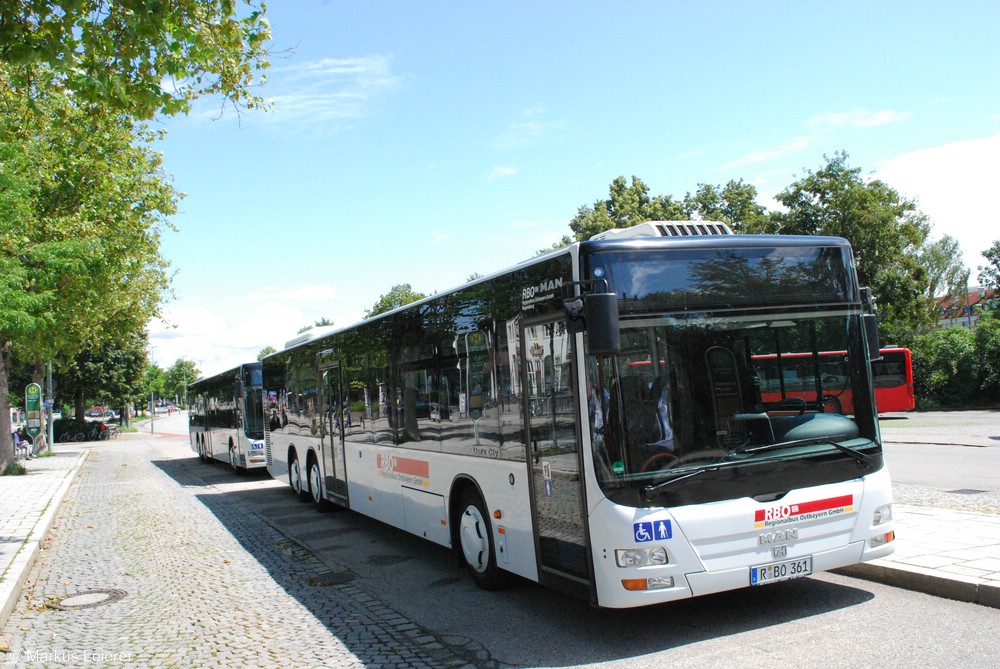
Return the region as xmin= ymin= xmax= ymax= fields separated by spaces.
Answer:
xmin=873 ymin=504 xmax=892 ymax=525
xmin=615 ymin=546 xmax=668 ymax=567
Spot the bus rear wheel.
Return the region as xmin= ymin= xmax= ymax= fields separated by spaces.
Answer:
xmin=457 ymin=488 xmax=509 ymax=591
xmin=290 ymin=455 xmax=308 ymax=501
xmin=307 ymin=457 xmax=330 ymax=511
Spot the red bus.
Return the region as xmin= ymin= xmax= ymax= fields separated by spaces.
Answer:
xmin=754 ymin=347 xmax=914 ymax=415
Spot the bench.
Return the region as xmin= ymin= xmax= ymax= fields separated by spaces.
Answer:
xmin=12 ymin=433 xmax=31 ymax=460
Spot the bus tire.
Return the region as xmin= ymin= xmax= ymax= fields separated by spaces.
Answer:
xmin=289 ymin=455 xmax=309 ymax=502
xmin=229 ymin=443 xmax=245 ymax=474
xmin=457 ymin=487 xmax=509 ymax=591
xmin=307 ymin=456 xmax=331 ymax=511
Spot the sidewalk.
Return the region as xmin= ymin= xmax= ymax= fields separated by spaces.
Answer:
xmin=2 ymin=441 xmax=999 ymax=631
xmin=1 ymin=449 xmax=86 ymax=626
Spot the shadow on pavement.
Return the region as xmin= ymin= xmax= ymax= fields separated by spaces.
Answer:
xmin=153 ymin=454 xmax=879 ymax=667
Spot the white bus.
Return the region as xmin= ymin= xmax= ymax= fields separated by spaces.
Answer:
xmin=262 ymin=222 xmax=895 ymax=608
xmin=189 ymin=362 xmax=266 ymax=472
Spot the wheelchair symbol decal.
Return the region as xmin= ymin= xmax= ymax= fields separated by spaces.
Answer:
xmin=633 ymin=520 xmax=672 ymax=543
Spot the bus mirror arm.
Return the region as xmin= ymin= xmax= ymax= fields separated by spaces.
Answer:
xmin=562 ymin=280 xmax=621 ymax=356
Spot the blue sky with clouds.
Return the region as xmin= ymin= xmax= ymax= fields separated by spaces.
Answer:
xmin=149 ymin=0 xmax=1000 ymax=376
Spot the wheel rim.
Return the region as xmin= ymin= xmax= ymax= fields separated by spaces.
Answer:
xmin=230 ymin=448 xmax=237 ymax=469
xmin=309 ymin=462 xmax=322 ymax=504
xmin=459 ymin=503 xmax=489 ymax=574
xmin=290 ymin=458 xmax=301 ymax=494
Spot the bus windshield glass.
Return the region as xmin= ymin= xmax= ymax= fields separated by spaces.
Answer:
xmin=594 ymin=244 xmax=855 ymax=313
xmin=242 ymin=365 xmax=265 ymax=440
xmin=583 ymin=244 xmax=881 ymax=507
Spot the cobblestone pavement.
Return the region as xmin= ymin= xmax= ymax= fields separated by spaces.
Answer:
xmin=891 ymin=482 xmax=1000 ymax=515
xmin=0 ymin=436 xmax=484 ymax=669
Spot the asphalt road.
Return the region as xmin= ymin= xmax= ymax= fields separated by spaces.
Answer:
xmin=149 ymin=409 xmax=1000 ymax=669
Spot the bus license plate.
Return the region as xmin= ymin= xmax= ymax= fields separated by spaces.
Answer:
xmin=750 ymin=556 xmax=812 ymax=585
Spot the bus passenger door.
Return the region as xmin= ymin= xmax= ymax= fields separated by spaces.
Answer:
xmin=521 ymin=317 xmax=590 ymax=583
xmin=322 ymin=366 xmax=349 ymax=504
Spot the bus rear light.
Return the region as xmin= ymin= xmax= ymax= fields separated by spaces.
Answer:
xmin=622 ymin=576 xmax=674 ymax=591
xmin=869 ymin=530 xmax=895 ymax=548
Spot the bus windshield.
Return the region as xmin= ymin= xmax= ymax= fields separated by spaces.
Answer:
xmin=584 ymin=244 xmax=881 ymax=507
xmin=242 ymin=365 xmax=265 ymax=440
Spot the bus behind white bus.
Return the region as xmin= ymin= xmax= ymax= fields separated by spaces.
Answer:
xmin=189 ymin=362 xmax=266 ymax=472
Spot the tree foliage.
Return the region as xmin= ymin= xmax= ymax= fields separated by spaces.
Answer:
xmin=974 ymin=312 xmax=1000 ymax=403
xmin=979 ymin=240 xmax=1000 ymax=311
xmin=56 ymin=332 xmax=148 ymax=419
xmin=0 ymin=1 xmax=271 ymax=467
xmin=920 ymin=235 xmax=968 ymax=301
xmin=569 ymin=176 xmax=688 ymax=241
xmin=771 ymin=152 xmax=934 ymax=342
xmin=364 ymin=284 xmax=427 ymax=319
xmin=909 ymin=327 xmax=977 ymax=408
xmin=1 ymin=71 xmax=178 ymax=464
xmin=163 ymin=358 xmax=200 ymax=403
xmin=0 ymin=0 xmax=271 ymax=120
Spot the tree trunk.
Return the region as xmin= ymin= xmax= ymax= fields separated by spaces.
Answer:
xmin=1 ymin=337 xmax=14 ymax=470
xmin=75 ymin=387 xmax=87 ymax=424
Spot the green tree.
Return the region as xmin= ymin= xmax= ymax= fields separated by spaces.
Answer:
xmin=979 ymin=240 xmax=1000 ymax=311
xmin=1 ymin=72 xmax=175 ymax=466
xmin=164 ymin=358 xmax=200 ymax=405
xmin=364 ymin=284 xmax=427 ymax=319
xmin=257 ymin=346 xmax=277 ymax=361
xmin=56 ymin=332 xmax=148 ymax=420
xmin=297 ymin=317 xmax=335 ymax=334
xmin=910 ymin=326 xmax=977 ymax=408
xmin=772 ymin=152 xmax=934 ymax=343
xmin=0 ymin=0 xmax=271 ymax=120
xmin=683 ymin=180 xmax=774 ymax=233
xmin=569 ymin=176 xmax=687 ymax=241
xmin=140 ymin=364 xmax=167 ymax=413
xmin=920 ymin=235 xmax=968 ymax=301
xmin=974 ymin=312 xmax=1000 ymax=404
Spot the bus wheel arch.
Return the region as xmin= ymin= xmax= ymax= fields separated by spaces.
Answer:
xmin=229 ymin=438 xmax=243 ymax=473
xmin=452 ymin=479 xmax=510 ymax=591
xmin=288 ymin=446 xmax=307 ymax=500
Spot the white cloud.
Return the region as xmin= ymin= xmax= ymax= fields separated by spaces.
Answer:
xmin=719 ymin=136 xmax=817 ymax=170
xmin=184 ymin=54 xmax=402 ymax=132
xmin=808 ymin=108 xmax=910 ymax=128
xmin=486 ymin=165 xmax=518 ymax=181
xmin=877 ymin=134 xmax=1000 ymax=272
xmin=492 ymin=104 xmax=565 ymax=149
xmin=148 ymin=282 xmax=359 ymax=376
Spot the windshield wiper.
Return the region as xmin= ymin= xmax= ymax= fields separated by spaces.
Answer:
xmin=640 ymin=463 xmax=734 ymax=501
xmin=731 ymin=437 xmax=874 ymax=469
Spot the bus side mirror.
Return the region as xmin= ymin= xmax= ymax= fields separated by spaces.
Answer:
xmin=585 ymin=292 xmax=620 ymax=356
xmin=564 ymin=280 xmax=621 ymax=356
xmin=864 ymin=313 xmax=881 ymax=362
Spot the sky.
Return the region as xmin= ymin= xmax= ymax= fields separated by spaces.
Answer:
xmin=148 ymin=0 xmax=1000 ymax=377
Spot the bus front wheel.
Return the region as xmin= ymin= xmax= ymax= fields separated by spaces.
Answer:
xmin=457 ymin=488 xmax=508 ymax=591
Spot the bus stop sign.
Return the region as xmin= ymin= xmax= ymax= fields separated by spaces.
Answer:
xmin=24 ymin=383 xmax=42 ymax=439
